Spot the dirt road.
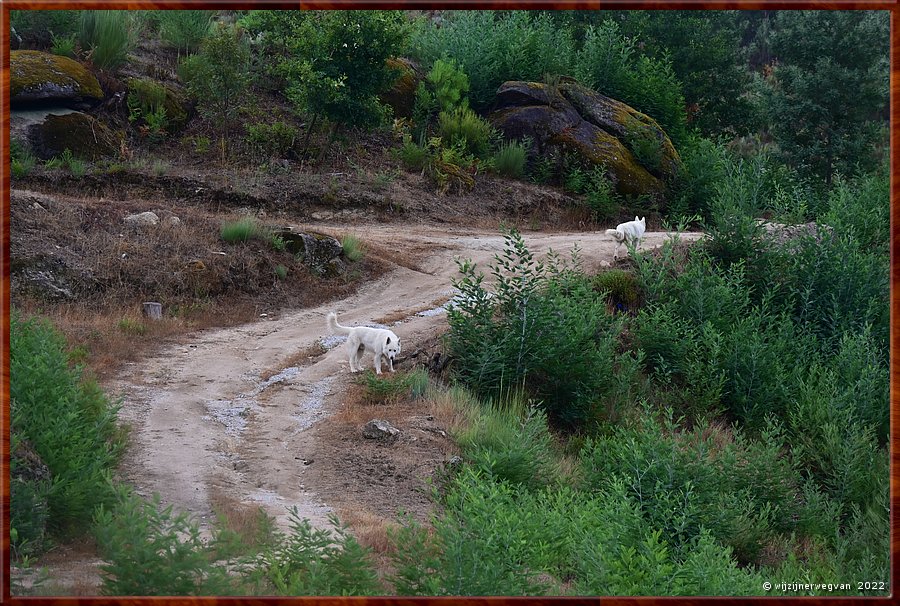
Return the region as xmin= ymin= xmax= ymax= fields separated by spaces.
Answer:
xmin=108 ymin=225 xmax=702 ymax=537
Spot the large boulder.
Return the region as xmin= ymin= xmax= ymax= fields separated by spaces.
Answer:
xmin=380 ymin=58 xmax=424 ymax=119
xmin=489 ymin=79 xmax=681 ymax=200
xmin=273 ymin=229 xmax=344 ymax=275
xmin=11 ymin=50 xmax=104 ymax=108
xmin=27 ymin=112 xmax=121 ymax=160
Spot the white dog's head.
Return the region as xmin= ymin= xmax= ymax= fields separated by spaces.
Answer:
xmin=384 ymin=334 xmax=401 ymax=362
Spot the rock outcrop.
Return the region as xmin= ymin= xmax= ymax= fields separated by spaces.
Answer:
xmin=489 ymin=78 xmax=681 ymax=200
xmin=27 ymin=112 xmax=121 ymax=160
xmin=380 ymin=57 xmax=424 ymax=119
xmin=11 ymin=50 xmax=104 ymax=108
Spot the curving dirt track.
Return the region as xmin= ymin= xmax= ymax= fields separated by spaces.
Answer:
xmin=106 ymin=224 xmax=703 ymax=540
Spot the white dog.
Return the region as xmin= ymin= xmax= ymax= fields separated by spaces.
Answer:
xmin=327 ymin=312 xmax=401 ymax=374
xmin=605 ymin=216 xmax=646 ymax=259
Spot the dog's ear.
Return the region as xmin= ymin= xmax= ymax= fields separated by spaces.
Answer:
xmin=386 ymin=337 xmax=391 ymax=344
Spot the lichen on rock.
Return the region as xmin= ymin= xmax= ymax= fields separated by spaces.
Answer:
xmin=11 ymin=50 xmax=104 ymax=107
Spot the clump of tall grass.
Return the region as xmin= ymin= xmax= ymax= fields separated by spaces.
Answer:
xmin=158 ymin=10 xmax=213 ymax=54
xmin=79 ymin=10 xmax=135 ymax=71
xmin=341 ymin=234 xmax=366 ymax=262
xmin=491 ymin=140 xmax=528 ymax=179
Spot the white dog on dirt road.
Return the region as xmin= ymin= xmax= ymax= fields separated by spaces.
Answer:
xmin=327 ymin=312 xmax=401 ymax=374
xmin=605 ymin=216 xmax=646 ymax=259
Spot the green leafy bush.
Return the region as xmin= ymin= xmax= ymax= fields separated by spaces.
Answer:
xmin=245 ymin=121 xmax=298 ymax=159
xmin=10 ymin=313 xmax=124 ymax=539
xmin=593 ymin=269 xmax=639 ymax=309
xmin=448 ymin=229 xmax=618 ymax=427
xmin=11 ymin=10 xmax=80 ymax=47
xmin=179 ymin=23 xmax=251 ymax=153
xmin=94 ymin=490 xmax=237 ymax=595
xmin=50 ymin=32 xmax=77 ymax=58
xmin=244 ymin=11 xmax=408 ymax=130
xmin=437 ymin=107 xmax=494 ymax=158
xmin=247 ymin=510 xmax=383 ymax=596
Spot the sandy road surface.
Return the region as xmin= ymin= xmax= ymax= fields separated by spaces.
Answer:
xmin=108 ymin=225 xmax=702 ymax=536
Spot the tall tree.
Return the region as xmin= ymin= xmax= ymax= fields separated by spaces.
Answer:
xmin=762 ymin=10 xmax=889 ymax=182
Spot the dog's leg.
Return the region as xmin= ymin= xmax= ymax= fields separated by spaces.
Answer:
xmin=347 ymin=338 xmax=360 ymax=372
xmin=388 ymin=356 xmax=395 ymax=372
xmin=374 ymin=350 xmax=383 ymax=375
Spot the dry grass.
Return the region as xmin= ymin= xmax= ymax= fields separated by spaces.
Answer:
xmin=335 ymin=507 xmax=400 ymax=556
xmin=208 ymin=487 xmax=275 ymax=554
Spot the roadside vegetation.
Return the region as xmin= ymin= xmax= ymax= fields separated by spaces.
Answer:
xmin=9 ymin=8 xmax=889 ymax=597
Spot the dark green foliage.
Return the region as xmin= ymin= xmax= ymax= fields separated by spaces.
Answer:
xmin=244 ymin=11 xmax=408 ymax=130
xmin=447 ymin=230 xmax=618 ymax=427
xmin=821 ymin=167 xmax=890 ymax=253
xmin=11 ymin=10 xmax=80 ymax=47
xmin=760 ymin=11 xmax=889 ymax=181
xmin=411 ymin=11 xmax=575 ymax=111
xmin=580 ymin=409 xmax=797 ymax=564
xmin=50 ymin=32 xmax=78 ymax=58
xmin=10 ymin=313 xmax=124 ymax=540
xmin=94 ymin=490 xmax=237 ymax=596
xmin=668 ymin=135 xmax=727 ymax=220
xmin=158 ymin=10 xmax=213 ymax=54
xmin=605 ymin=10 xmax=757 ymax=137
xmin=574 ymin=20 xmax=688 ymax=146
xmin=247 ymin=510 xmax=383 ymax=596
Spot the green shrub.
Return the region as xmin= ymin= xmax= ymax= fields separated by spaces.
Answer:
xmin=583 ymin=167 xmax=618 ymax=220
xmin=491 ymin=140 xmax=528 ymax=179
xmin=669 ymin=134 xmax=727 ymax=221
xmin=158 ymin=10 xmax=213 ymax=54
xmin=397 ymin=135 xmax=428 ymax=171
xmin=10 ymin=313 xmax=124 ymax=539
xmin=341 ymin=234 xmax=366 ymax=262
xmin=457 ymin=399 xmax=563 ymax=491
xmin=79 ymin=10 xmax=134 ymax=71
xmin=179 ymin=23 xmax=251 ymax=153
xmin=10 ymin=435 xmax=51 ymax=559
xmin=11 ymin=149 xmax=36 ymax=179
xmin=579 ymin=409 xmax=798 ymax=564
xmin=94 ymin=490 xmax=236 ymax=596
xmin=437 ymin=107 xmax=494 ymax=158
xmin=274 ymin=264 xmax=288 ymax=280
xmin=245 ymin=121 xmax=298 ymax=159
xmin=411 ymin=11 xmax=575 ymax=110
xmin=822 ymin=168 xmax=889 ymax=253
xmin=247 ymin=509 xmax=383 ymax=596
xmin=448 ymin=229 xmax=618 ymax=427
xmin=244 ymin=11 xmax=408 ymax=130
xmin=593 ymin=269 xmax=639 ymax=309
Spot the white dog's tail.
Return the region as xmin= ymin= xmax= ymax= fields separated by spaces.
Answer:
xmin=605 ymin=228 xmax=624 ymax=242
xmin=327 ymin=312 xmax=352 ymax=335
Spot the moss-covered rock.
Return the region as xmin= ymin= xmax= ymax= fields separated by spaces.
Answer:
xmin=557 ymin=78 xmax=681 ymax=181
xmin=489 ymin=80 xmax=665 ymax=198
xmin=11 ymin=50 xmax=103 ymax=107
xmin=380 ymin=57 xmax=424 ymax=119
xmin=27 ymin=112 xmax=121 ymax=160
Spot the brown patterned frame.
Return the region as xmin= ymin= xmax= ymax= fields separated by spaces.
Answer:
xmin=1 ymin=1 xmax=896 ymax=603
